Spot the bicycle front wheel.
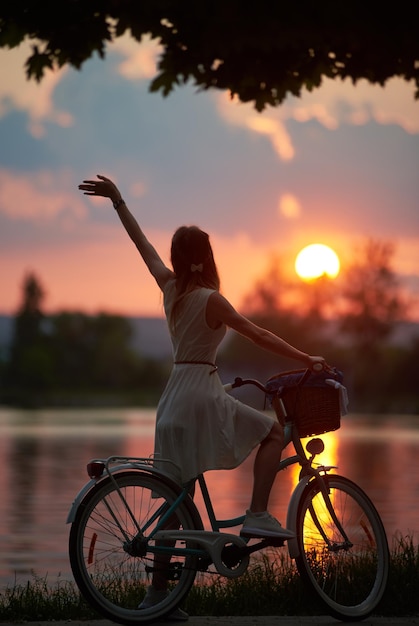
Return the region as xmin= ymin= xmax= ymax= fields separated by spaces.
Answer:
xmin=69 ymin=471 xmax=201 ymax=625
xmin=295 ymin=474 xmax=389 ymax=621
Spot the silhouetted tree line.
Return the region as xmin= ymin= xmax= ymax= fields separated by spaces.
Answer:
xmin=0 ymin=274 xmax=169 ymax=407
xmin=0 ymin=239 xmax=418 ymax=412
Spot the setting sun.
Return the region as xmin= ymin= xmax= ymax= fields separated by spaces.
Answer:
xmin=295 ymin=244 xmax=340 ymax=281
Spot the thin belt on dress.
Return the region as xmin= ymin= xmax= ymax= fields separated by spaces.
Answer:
xmin=174 ymin=360 xmax=218 ymax=374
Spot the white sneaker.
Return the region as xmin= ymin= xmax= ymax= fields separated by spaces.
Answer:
xmin=138 ymin=585 xmax=189 ymax=621
xmin=240 ymin=510 xmax=295 ymax=540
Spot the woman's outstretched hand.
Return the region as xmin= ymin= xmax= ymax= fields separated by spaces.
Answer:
xmin=78 ymin=175 xmax=121 ymax=203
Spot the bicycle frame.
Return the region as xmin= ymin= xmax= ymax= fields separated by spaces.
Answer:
xmin=67 ymin=417 xmax=345 ymax=578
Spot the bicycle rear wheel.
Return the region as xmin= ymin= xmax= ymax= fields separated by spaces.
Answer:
xmin=69 ymin=471 xmax=201 ymax=625
xmin=295 ymin=474 xmax=389 ymax=621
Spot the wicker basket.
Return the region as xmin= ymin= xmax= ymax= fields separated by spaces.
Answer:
xmin=267 ymin=370 xmax=341 ymax=438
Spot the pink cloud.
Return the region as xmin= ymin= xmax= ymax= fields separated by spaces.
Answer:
xmin=0 ymin=169 xmax=86 ymax=221
xmin=216 ymin=93 xmax=294 ymax=161
xmin=114 ymin=34 xmax=161 ymax=80
xmin=215 ymin=77 xmax=419 ymax=162
xmin=283 ymin=77 xmax=419 ymax=134
xmin=0 ymin=44 xmax=72 ymax=138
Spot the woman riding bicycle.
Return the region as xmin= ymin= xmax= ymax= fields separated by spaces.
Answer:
xmin=79 ymin=175 xmax=326 ymax=615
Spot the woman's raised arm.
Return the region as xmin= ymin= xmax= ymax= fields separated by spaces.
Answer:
xmin=79 ymin=175 xmax=174 ymax=290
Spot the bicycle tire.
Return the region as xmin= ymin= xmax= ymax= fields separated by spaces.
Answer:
xmin=295 ymin=474 xmax=389 ymax=621
xmin=69 ymin=470 xmax=201 ymax=625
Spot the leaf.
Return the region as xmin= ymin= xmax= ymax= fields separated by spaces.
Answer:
xmin=25 ymin=47 xmax=53 ymax=82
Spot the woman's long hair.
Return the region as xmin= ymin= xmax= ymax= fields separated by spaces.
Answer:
xmin=169 ymin=226 xmax=220 ymax=331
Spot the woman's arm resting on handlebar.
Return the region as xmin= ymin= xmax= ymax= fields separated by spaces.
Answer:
xmin=206 ymin=292 xmax=326 ymax=369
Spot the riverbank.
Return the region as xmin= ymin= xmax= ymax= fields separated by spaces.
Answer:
xmin=1 ymin=535 xmax=418 ymax=622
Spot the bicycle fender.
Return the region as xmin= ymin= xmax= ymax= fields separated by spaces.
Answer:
xmin=286 ymin=475 xmax=311 ymax=559
xmin=67 ymin=478 xmax=97 ymax=524
xmin=66 ymin=463 xmax=188 ymax=524
xmin=67 ymin=463 xmax=140 ymax=524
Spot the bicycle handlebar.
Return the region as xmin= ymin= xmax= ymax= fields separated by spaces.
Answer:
xmin=223 ymin=364 xmax=334 ymax=394
xmin=223 ymin=377 xmax=268 ymax=393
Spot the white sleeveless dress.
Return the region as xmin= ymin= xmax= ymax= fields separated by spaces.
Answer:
xmin=154 ymin=280 xmax=275 ymax=484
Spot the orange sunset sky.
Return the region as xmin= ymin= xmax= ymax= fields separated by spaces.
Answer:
xmin=1 ymin=36 xmax=418 ymax=319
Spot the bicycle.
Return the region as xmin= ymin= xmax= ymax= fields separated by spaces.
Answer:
xmin=67 ymin=367 xmax=389 ymax=624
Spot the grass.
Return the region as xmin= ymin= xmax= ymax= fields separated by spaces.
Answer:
xmin=1 ymin=536 xmax=418 ymax=621
xmin=0 ymin=573 xmax=98 ymax=621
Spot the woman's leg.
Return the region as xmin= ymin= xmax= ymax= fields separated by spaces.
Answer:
xmin=152 ymin=482 xmax=196 ymax=591
xmin=250 ymin=421 xmax=284 ymax=512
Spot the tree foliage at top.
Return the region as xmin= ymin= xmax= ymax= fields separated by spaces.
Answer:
xmin=1 ymin=1 xmax=418 ymax=110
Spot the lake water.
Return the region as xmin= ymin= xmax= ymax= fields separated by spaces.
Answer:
xmin=0 ymin=407 xmax=418 ymax=588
